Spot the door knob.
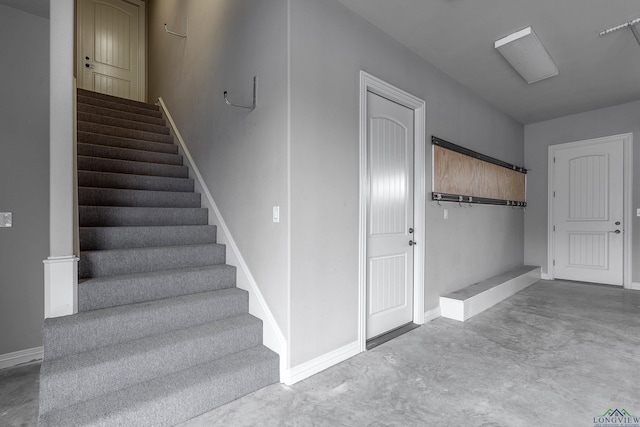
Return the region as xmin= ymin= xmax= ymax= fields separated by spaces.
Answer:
xmin=85 ymin=63 xmax=95 ymax=68
xmin=409 ymin=228 xmax=414 ymax=234
xmin=615 ymin=221 xmax=621 ymax=225
xmin=610 ymin=230 xmax=621 ymax=234
xmin=409 ymin=240 xmax=416 ymax=246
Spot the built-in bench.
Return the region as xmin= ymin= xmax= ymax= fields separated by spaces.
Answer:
xmin=440 ymin=266 xmax=541 ymax=321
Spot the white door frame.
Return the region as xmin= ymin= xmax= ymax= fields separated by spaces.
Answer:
xmin=358 ymin=71 xmax=426 ymax=351
xmin=76 ymin=0 xmax=147 ymax=101
xmin=547 ymin=133 xmax=633 ymax=288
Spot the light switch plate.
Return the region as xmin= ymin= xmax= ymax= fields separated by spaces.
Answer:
xmin=273 ymin=206 xmax=280 ymax=223
xmin=0 ymin=212 xmax=12 ymax=227
xmin=444 ymin=208 xmax=448 ymax=220
xmin=637 ymin=208 xmax=640 ymax=217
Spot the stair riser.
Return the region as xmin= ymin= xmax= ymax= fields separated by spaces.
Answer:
xmin=40 ymin=318 xmax=263 ymax=414
xmin=78 ymin=206 xmax=208 ymax=227
xmin=39 ymin=346 xmax=279 ymax=427
xmin=78 ymin=121 xmax=174 ymax=144
xmin=78 ymin=104 xmax=166 ymax=126
xmin=77 ymin=89 xmax=159 ymax=111
xmin=78 ymin=171 xmax=193 ymax=193
xmin=78 ymin=143 xmax=183 ymax=166
xmin=78 ymin=112 xmax=170 ymax=135
xmin=43 ymin=289 xmax=249 ymax=359
xmin=78 ymin=95 xmax=163 ymax=118
xmin=79 ymin=265 xmax=234 ymax=311
xmin=78 ymin=156 xmax=189 ymax=179
xmin=78 ymin=187 xmax=201 ymax=208
xmin=78 ymin=132 xmax=178 ymax=154
xmin=80 ymin=225 xmax=215 ymax=251
xmin=79 ymin=244 xmax=225 ymax=279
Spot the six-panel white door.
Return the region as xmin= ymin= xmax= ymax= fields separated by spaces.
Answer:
xmin=78 ymin=0 xmax=144 ymax=101
xmin=552 ymin=138 xmax=624 ymax=286
xmin=366 ymin=91 xmax=415 ymax=339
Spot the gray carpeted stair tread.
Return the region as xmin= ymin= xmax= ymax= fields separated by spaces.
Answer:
xmin=77 ymin=103 xmax=166 ymax=126
xmin=78 ymin=156 xmax=189 ymax=178
xmin=78 ymin=171 xmax=193 ymax=193
xmin=79 ymin=243 xmax=226 ymax=279
xmin=78 ymin=121 xmax=174 ymax=144
xmin=78 ymin=111 xmax=170 ymax=135
xmin=43 ymin=288 xmax=249 ymax=360
xmin=79 ymin=264 xmax=235 ymax=311
xmin=38 ymin=345 xmax=279 ymax=427
xmin=77 ymin=89 xmax=159 ymax=111
xmin=78 ymin=187 xmax=201 ymax=208
xmin=78 ymin=143 xmax=183 ymax=166
xmin=80 ymin=225 xmax=215 ymax=251
xmin=79 ymin=206 xmax=208 ymax=227
xmin=40 ymin=314 xmax=263 ymax=414
xmin=77 ymin=95 xmax=163 ymax=118
xmin=78 ymin=131 xmax=178 ymax=154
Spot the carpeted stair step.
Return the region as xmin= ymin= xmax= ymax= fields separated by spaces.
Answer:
xmin=77 ymin=103 xmax=166 ymax=126
xmin=78 ymin=171 xmax=193 ymax=193
xmin=78 ymin=111 xmax=170 ymax=135
xmin=43 ymin=288 xmax=249 ymax=360
xmin=79 ymin=243 xmax=225 ymax=279
xmin=78 ymin=95 xmax=163 ymax=118
xmin=38 ymin=345 xmax=279 ymax=427
xmin=79 ymin=264 xmax=235 ymax=311
xmin=79 ymin=206 xmax=208 ymax=227
xmin=77 ymin=132 xmax=178 ymax=154
xmin=39 ymin=314 xmax=264 ymax=414
xmin=78 ymin=88 xmax=159 ymax=111
xmin=78 ymin=121 xmax=174 ymax=144
xmin=78 ymin=187 xmax=201 ymax=208
xmin=78 ymin=156 xmax=189 ymax=178
xmin=78 ymin=143 xmax=182 ymax=165
xmin=80 ymin=225 xmax=215 ymax=251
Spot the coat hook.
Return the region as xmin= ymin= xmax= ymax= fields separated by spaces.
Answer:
xmin=224 ymin=76 xmax=257 ymax=110
xmin=165 ymin=17 xmax=188 ymax=38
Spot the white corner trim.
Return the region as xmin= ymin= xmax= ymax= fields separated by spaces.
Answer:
xmin=540 ymin=273 xmax=553 ymax=280
xmin=44 ymin=255 xmax=79 ymax=318
xmin=283 ymin=341 xmax=360 ymax=386
xmin=157 ymin=98 xmax=288 ymax=381
xmin=0 ymin=347 xmax=43 ymax=370
xmin=629 ymin=282 xmax=640 ymax=291
xmin=424 ymin=306 xmax=441 ymax=322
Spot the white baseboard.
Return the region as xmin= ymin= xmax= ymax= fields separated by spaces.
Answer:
xmin=0 ymin=347 xmax=43 ymax=370
xmin=423 ymin=306 xmax=441 ymax=322
xmin=157 ymin=98 xmax=288 ymax=381
xmin=282 ymin=341 xmax=360 ymax=386
xmin=540 ymin=273 xmax=553 ymax=280
xmin=630 ymin=282 xmax=640 ymax=291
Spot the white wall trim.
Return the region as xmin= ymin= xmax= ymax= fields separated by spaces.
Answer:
xmin=424 ymin=306 xmax=441 ymax=323
xmin=44 ymin=256 xmax=79 ymax=318
xmin=630 ymin=282 xmax=640 ymax=291
xmin=548 ymin=133 xmax=633 ymax=288
xmin=0 ymin=347 xmax=43 ymax=370
xmin=541 ymin=273 xmax=553 ymax=280
xmin=157 ymin=98 xmax=288 ymax=382
xmin=358 ymin=71 xmax=427 ymax=353
xmin=282 ymin=341 xmax=360 ymax=385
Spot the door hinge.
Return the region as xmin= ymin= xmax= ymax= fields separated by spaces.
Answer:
xmin=553 ymin=225 xmax=556 ymax=232
xmin=553 ymin=260 xmax=556 ymax=266
xmin=553 ymin=157 xmax=556 ymax=164
xmin=553 ymin=191 xmax=556 ymax=198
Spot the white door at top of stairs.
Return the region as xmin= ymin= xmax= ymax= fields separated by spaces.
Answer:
xmin=551 ymin=135 xmax=627 ymax=286
xmin=77 ymin=0 xmax=146 ymax=102
xmin=365 ymin=91 xmax=415 ymax=339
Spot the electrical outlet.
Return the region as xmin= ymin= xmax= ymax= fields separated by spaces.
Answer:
xmin=273 ymin=206 xmax=280 ymax=223
xmin=0 ymin=212 xmax=12 ymax=227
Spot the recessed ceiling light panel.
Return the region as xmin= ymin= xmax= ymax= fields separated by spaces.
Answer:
xmin=495 ymin=27 xmax=558 ymax=84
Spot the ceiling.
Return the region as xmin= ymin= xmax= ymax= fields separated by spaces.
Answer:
xmin=337 ymin=0 xmax=640 ymax=124
xmin=0 ymin=0 xmax=48 ymax=19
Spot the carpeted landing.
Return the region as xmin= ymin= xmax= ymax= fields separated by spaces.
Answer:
xmin=37 ymin=89 xmax=279 ymax=426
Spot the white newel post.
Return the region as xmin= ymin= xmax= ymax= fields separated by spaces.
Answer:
xmin=45 ymin=0 xmax=78 ymax=318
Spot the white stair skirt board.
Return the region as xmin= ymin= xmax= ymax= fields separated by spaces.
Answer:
xmin=0 ymin=347 xmax=43 ymax=370
xmin=157 ymin=98 xmax=288 ymax=381
xmin=283 ymin=341 xmax=360 ymax=386
xmin=440 ymin=266 xmax=541 ymax=322
xmin=44 ymin=255 xmax=79 ymax=318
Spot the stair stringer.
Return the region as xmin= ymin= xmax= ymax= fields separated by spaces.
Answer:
xmin=157 ymin=97 xmax=287 ymax=382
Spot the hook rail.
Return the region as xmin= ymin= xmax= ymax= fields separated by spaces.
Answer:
xmin=224 ymin=76 xmax=257 ymax=110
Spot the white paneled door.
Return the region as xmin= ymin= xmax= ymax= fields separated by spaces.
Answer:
xmin=78 ymin=0 xmax=145 ymax=101
xmin=366 ymin=91 xmax=414 ymax=339
xmin=552 ymin=138 xmax=624 ymax=285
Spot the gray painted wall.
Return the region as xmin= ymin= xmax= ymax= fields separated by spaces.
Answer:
xmin=147 ymin=1 xmax=290 ymax=335
xmin=289 ymin=0 xmax=524 ymax=366
xmin=524 ymin=100 xmax=640 ymax=282
xmin=0 ymin=5 xmax=49 ymax=355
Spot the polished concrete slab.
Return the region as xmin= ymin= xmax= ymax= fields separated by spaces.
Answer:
xmin=3 ymin=280 xmax=639 ymax=426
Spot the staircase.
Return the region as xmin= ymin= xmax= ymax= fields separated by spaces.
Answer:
xmin=38 ymin=89 xmax=279 ymax=426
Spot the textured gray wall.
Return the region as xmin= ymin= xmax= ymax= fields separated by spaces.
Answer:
xmin=147 ymin=0 xmax=290 ymax=335
xmin=524 ymin=100 xmax=640 ymax=282
xmin=289 ymin=0 xmax=525 ymax=366
xmin=0 ymin=6 xmax=49 ymax=355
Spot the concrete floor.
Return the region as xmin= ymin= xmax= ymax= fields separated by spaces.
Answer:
xmin=2 ymin=280 xmax=639 ymax=426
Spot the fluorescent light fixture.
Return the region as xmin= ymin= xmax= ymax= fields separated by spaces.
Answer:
xmin=495 ymin=27 xmax=558 ymax=84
